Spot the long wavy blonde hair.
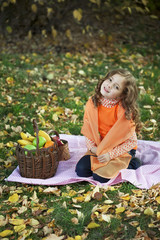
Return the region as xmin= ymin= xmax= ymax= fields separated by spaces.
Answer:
xmin=92 ymin=69 xmax=142 ymax=134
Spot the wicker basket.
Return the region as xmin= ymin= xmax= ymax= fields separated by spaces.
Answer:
xmin=49 ymin=130 xmax=70 ymax=161
xmin=16 ymin=120 xmax=59 ymax=179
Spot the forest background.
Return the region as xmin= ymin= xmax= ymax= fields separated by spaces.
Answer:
xmin=0 ymin=0 xmax=160 ymax=239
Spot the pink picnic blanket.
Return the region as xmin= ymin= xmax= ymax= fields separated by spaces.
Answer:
xmin=6 ymin=134 xmax=160 ymax=189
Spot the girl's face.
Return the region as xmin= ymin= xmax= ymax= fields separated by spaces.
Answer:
xmin=100 ymin=74 xmax=125 ymax=100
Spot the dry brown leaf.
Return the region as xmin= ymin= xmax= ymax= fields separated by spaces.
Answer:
xmin=43 ymin=187 xmax=61 ymax=196
xmin=71 ymin=217 xmax=79 ymax=224
xmin=43 ymin=226 xmax=53 ymax=236
xmin=28 ymin=218 xmax=40 ymax=227
xmin=0 ymin=215 xmax=9 ymax=227
xmin=30 ymin=191 xmax=39 ymax=203
xmin=129 ymin=221 xmax=139 ymax=227
xmin=43 ymin=234 xmax=64 ymax=240
xmin=93 ymin=192 xmax=103 ymax=201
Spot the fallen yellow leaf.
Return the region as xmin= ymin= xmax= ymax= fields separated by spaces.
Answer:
xmin=131 ymin=189 xmax=142 ymax=196
xmin=106 ymin=186 xmax=116 ymax=191
xmin=120 ymin=194 xmax=130 ymax=201
xmin=72 ymin=196 xmax=85 ymax=203
xmin=157 ymin=212 xmax=160 ymax=220
xmin=0 ymin=143 xmax=4 ymax=148
xmin=52 ymin=95 xmax=58 ymax=101
xmin=87 ymin=221 xmax=100 ymax=229
xmin=0 ymin=229 xmax=13 ymax=237
xmin=9 ymin=218 xmax=25 ymax=225
xmin=14 ymin=224 xmax=26 ymax=232
xmin=75 ymin=236 xmax=82 ymax=240
xmin=31 ymin=4 xmax=37 ymax=13
xmin=144 ymin=207 xmax=154 ymax=216
xmin=66 ymin=29 xmax=72 ymax=40
xmin=51 ymin=26 xmax=57 ymax=39
xmin=6 ymin=141 xmax=14 ymax=147
xmin=65 ymin=52 xmax=72 ymax=58
xmin=73 ymin=9 xmax=82 ymax=21
xmin=155 ymin=196 xmax=160 ymax=204
xmin=6 ymin=77 xmax=14 ymax=85
xmin=84 ymin=192 xmax=92 ymax=202
xmin=10 ymin=0 xmax=16 ymax=3
xmin=98 ymin=205 xmax=112 ymax=213
xmin=6 ymin=26 xmax=12 ymax=33
xmin=67 ymin=190 xmax=77 ymax=197
xmin=115 ymin=207 xmax=125 ymax=214
xmin=47 ymin=208 xmax=54 ymax=214
xmin=8 ymin=193 xmax=19 ymax=203
xmin=68 ymin=87 xmax=75 ymax=92
xmin=148 ymin=223 xmax=156 ymax=228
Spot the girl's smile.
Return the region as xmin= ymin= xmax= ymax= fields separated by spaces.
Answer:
xmin=104 ymin=86 xmax=110 ymax=93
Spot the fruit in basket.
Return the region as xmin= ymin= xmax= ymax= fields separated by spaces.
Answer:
xmin=44 ymin=141 xmax=55 ymax=151
xmin=24 ymin=144 xmax=36 ymax=155
xmin=20 ymin=132 xmax=35 ymax=142
xmin=27 ymin=135 xmax=35 ymax=141
xmin=38 ymin=130 xmax=51 ymax=142
xmin=18 ymin=139 xmax=33 ymax=146
xmin=20 ymin=132 xmax=28 ymax=140
xmin=52 ymin=136 xmax=64 ymax=146
xmin=44 ymin=141 xmax=54 ymax=148
xmin=33 ymin=136 xmax=46 ymax=148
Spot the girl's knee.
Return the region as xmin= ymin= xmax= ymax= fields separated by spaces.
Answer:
xmin=76 ymin=164 xmax=92 ymax=177
xmin=75 ymin=155 xmax=92 ymax=177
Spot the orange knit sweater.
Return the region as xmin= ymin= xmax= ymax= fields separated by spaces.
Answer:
xmin=86 ymin=98 xmax=137 ymax=159
xmin=81 ymin=97 xmax=136 ymax=179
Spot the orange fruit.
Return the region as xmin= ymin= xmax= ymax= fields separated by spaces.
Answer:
xmin=44 ymin=141 xmax=55 ymax=150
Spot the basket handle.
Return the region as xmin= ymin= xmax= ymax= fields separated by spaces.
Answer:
xmin=33 ymin=119 xmax=40 ymax=155
xmin=47 ymin=130 xmax=60 ymax=138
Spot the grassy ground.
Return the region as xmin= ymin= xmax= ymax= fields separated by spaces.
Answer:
xmin=0 ymin=38 xmax=160 ymax=239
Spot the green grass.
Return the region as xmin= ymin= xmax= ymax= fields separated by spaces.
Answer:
xmin=0 ymin=43 xmax=160 ymax=239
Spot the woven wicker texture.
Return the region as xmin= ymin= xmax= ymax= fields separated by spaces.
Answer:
xmin=16 ymin=120 xmax=59 ymax=179
xmin=49 ymin=130 xmax=70 ymax=161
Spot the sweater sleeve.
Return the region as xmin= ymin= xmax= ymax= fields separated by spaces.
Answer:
xmin=85 ymin=137 xmax=96 ymax=150
xmin=108 ymin=132 xmax=137 ymax=159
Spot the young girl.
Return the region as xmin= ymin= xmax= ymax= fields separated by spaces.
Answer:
xmin=75 ymin=69 xmax=142 ymax=183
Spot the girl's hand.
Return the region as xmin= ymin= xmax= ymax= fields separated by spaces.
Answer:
xmin=98 ymin=153 xmax=111 ymax=163
xmin=90 ymin=147 xmax=97 ymax=155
